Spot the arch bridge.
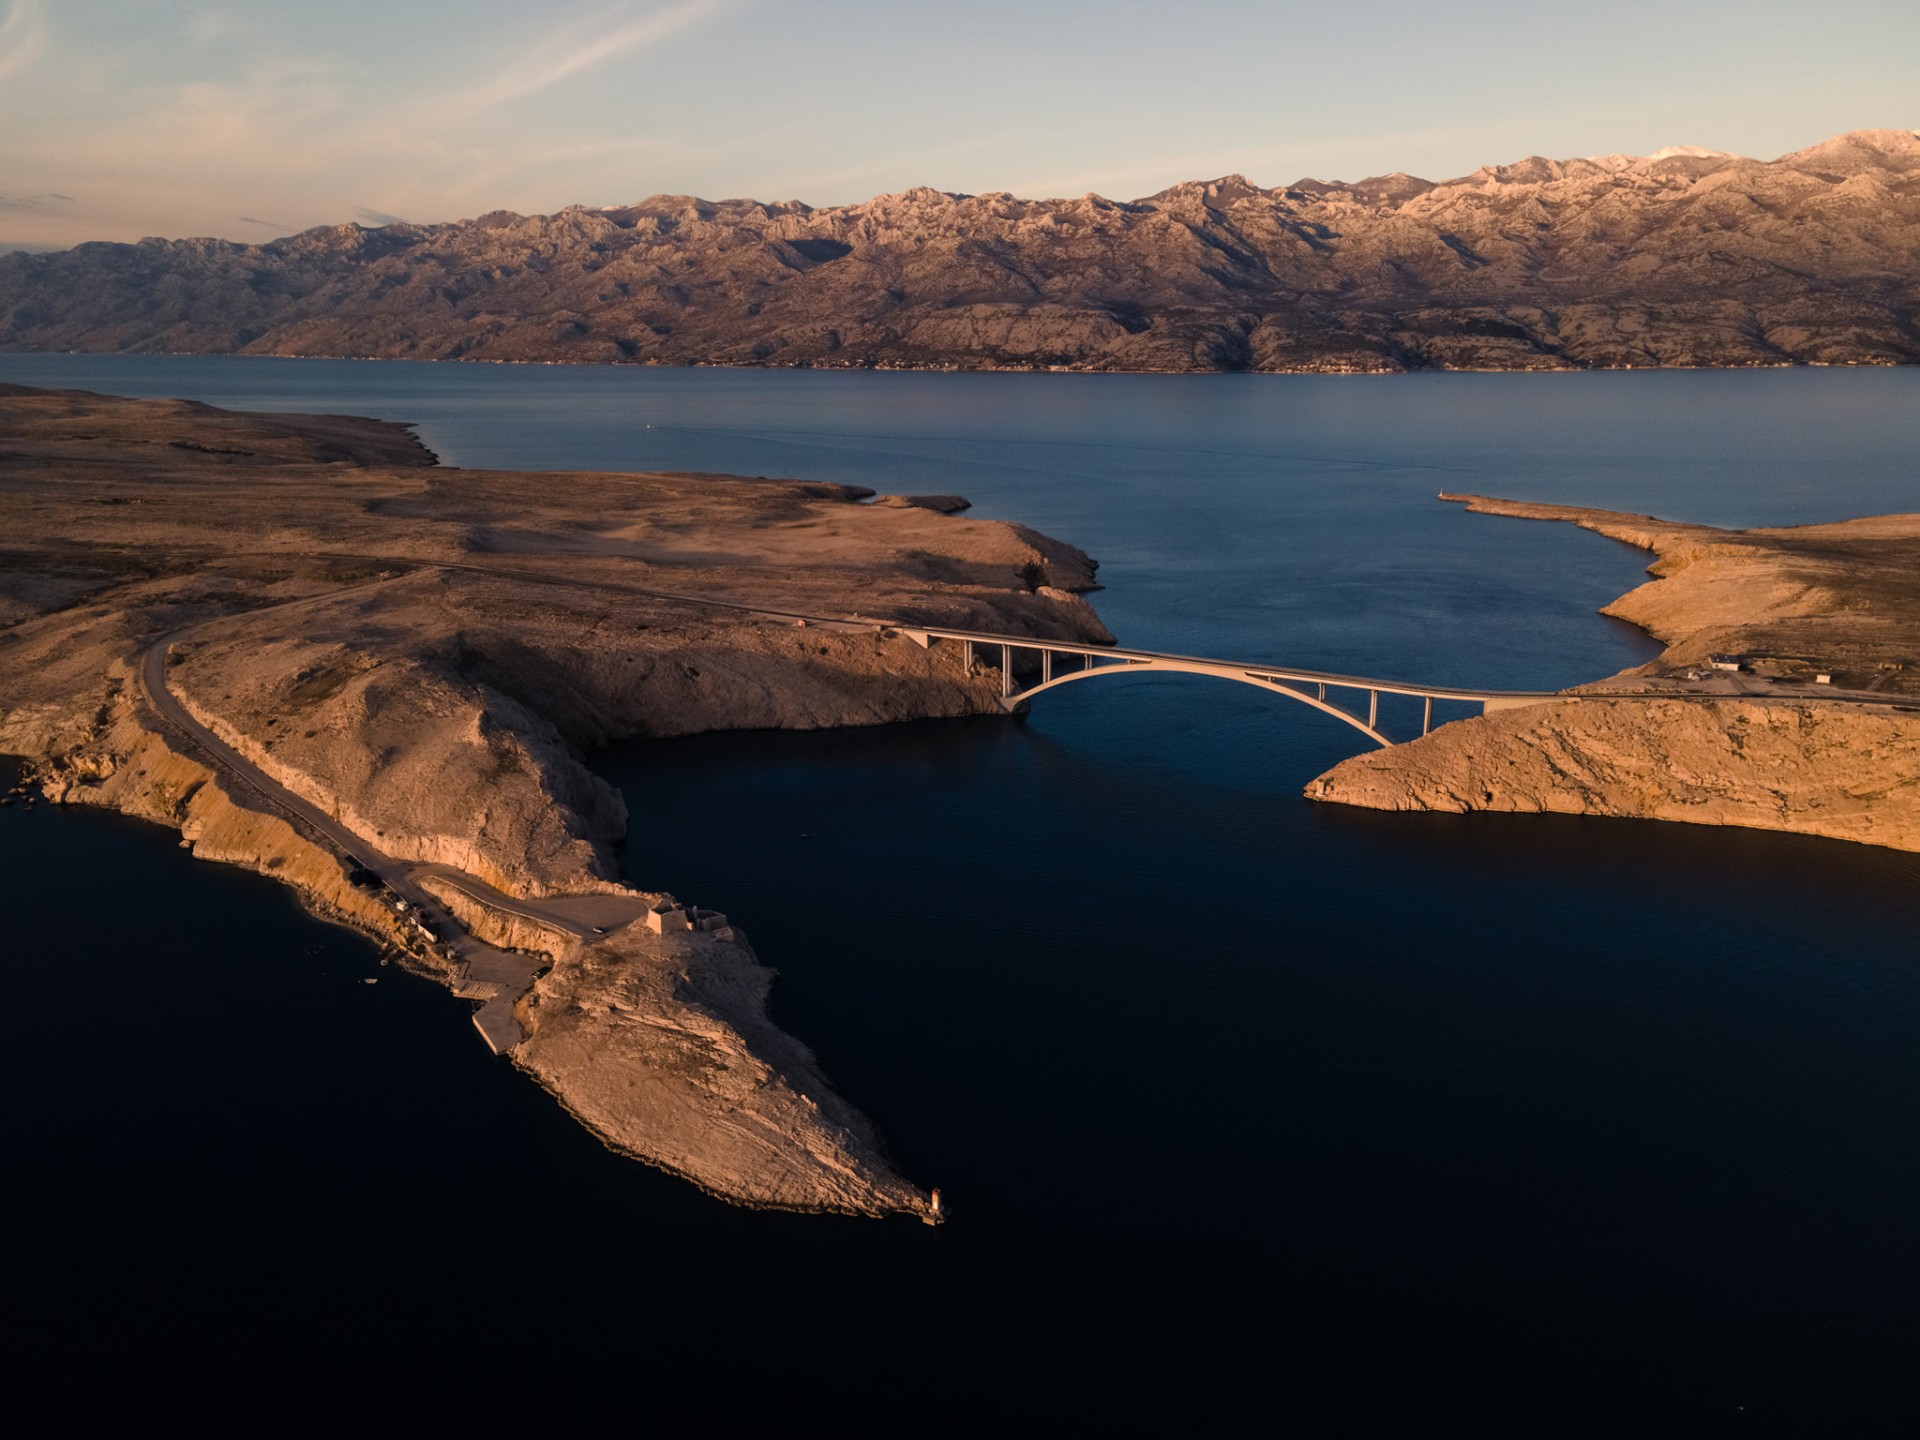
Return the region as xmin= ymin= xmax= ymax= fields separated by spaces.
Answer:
xmin=883 ymin=624 xmax=1559 ymax=748
xmin=572 ymin=573 xmax=1567 ymax=749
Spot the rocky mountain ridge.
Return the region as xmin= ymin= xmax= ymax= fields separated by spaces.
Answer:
xmin=2 ymin=128 xmax=1916 ymax=371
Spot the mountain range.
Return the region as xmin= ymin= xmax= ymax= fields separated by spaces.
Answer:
xmin=2 ymin=128 xmax=1915 ymax=372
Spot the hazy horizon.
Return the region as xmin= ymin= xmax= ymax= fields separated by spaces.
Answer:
xmin=2 ymin=0 xmax=1916 ymax=251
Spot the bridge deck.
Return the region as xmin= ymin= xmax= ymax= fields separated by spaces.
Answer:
xmin=892 ymin=622 xmax=1556 ymax=706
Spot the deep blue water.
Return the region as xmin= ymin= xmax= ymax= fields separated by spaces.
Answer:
xmin=4 ymin=356 xmax=1917 ymax=1429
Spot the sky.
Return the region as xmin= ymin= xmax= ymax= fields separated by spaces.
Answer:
xmin=1 ymin=0 xmax=1915 ymax=250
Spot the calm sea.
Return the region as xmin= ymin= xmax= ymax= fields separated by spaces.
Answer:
xmin=4 ymin=355 xmax=1917 ymax=1429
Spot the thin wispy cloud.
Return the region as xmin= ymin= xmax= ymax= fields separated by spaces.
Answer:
xmin=188 ymin=8 xmax=253 ymax=46
xmin=3 ymin=2 xmax=1911 ymax=248
xmin=471 ymin=0 xmax=728 ymax=108
xmin=154 ymin=57 xmax=345 ymax=156
xmin=0 ymin=0 xmax=47 ymax=81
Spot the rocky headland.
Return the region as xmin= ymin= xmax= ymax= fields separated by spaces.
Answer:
xmin=1307 ymin=496 xmax=1920 ymax=852
xmin=0 ymin=382 xmax=1111 ymax=1216
xmin=2 ymin=129 xmax=1916 ymax=372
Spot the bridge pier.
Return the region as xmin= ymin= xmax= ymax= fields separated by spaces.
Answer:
xmin=1001 ymin=645 xmax=1012 ymax=699
xmin=1423 ymin=695 xmax=1433 ymax=736
xmin=1042 ymin=649 xmax=1054 ymax=684
xmin=1368 ymin=689 xmax=1378 ymax=729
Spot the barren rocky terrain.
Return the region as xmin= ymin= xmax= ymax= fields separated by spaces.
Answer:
xmin=2 ymin=129 xmax=1915 ymax=372
xmin=0 ymin=382 xmax=1109 ymax=1215
xmin=8 ymin=384 xmax=1915 ymax=1213
xmin=1309 ymin=497 xmax=1920 ymax=850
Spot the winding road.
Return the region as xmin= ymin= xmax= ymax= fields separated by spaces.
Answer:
xmin=137 ymin=626 xmax=651 ymax=1052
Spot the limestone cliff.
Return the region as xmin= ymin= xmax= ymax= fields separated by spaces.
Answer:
xmin=41 ymin=681 xmax=416 ymax=951
xmin=1308 ymin=697 xmax=1920 ymax=851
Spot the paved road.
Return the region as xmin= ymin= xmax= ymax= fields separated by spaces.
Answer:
xmin=410 ymin=864 xmax=650 ymax=940
xmin=122 ymin=549 xmax=959 ymax=1053
xmin=136 ymin=632 xmax=652 ymax=1052
xmin=140 ymin=635 xmax=415 ymax=889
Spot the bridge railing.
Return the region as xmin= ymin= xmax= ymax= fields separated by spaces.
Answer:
xmin=873 ymin=621 xmax=1566 ymax=748
xmin=890 ymin=622 xmax=1559 ymax=704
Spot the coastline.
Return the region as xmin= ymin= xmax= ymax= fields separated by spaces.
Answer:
xmin=0 ymin=382 xmax=1110 ymax=1216
xmin=4 ymin=344 xmax=1911 ymax=377
xmin=1307 ymin=495 xmax=1920 ymax=851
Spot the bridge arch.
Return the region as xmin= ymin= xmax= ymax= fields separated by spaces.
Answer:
xmin=1006 ymin=657 xmax=1394 ymax=748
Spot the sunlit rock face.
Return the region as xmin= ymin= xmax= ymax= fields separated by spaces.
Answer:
xmin=1308 ymin=497 xmax=1920 ymax=852
xmin=3 ymin=130 xmax=1916 ymax=372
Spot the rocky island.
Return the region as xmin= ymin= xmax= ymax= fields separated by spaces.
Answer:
xmin=1309 ymin=496 xmax=1920 ymax=852
xmin=2 ymin=129 xmax=1915 ymax=373
xmin=0 ymin=381 xmax=1110 ymax=1217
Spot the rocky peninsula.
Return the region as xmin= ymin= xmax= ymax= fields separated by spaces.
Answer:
xmin=0 ymin=382 xmax=1110 ymax=1217
xmin=1308 ymin=496 xmax=1920 ymax=852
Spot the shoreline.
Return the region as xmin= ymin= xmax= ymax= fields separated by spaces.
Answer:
xmin=4 ymin=347 xmax=1911 ymax=378
xmin=0 ymin=382 xmax=1109 ymax=1217
xmin=1307 ymin=495 xmax=1920 ymax=852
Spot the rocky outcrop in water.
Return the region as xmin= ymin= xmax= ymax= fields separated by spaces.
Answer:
xmin=2 ymin=130 xmax=1916 ymax=372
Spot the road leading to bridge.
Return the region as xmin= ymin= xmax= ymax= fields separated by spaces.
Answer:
xmin=130 ymin=546 xmax=1901 ymax=1046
